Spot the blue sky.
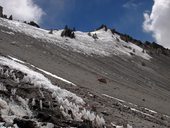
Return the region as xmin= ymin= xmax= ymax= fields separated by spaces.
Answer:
xmin=35 ymin=0 xmax=154 ymax=42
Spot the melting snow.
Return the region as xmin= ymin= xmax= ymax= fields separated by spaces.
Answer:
xmin=8 ymin=56 xmax=26 ymax=64
xmin=0 ymin=56 xmax=83 ymax=104
xmin=102 ymin=94 xmax=125 ymax=103
xmin=0 ymin=18 xmax=151 ymax=60
xmin=130 ymin=108 xmax=154 ymax=118
xmin=144 ymin=108 xmax=157 ymax=114
xmin=0 ymin=56 xmax=105 ymax=127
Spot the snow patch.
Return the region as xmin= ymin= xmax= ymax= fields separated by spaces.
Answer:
xmin=111 ymin=122 xmax=133 ymax=128
xmin=102 ymin=94 xmax=125 ymax=103
xmin=144 ymin=108 xmax=157 ymax=114
xmin=130 ymin=108 xmax=154 ymax=118
xmin=8 ymin=56 xmax=25 ymax=64
xmin=102 ymin=94 xmax=160 ymax=118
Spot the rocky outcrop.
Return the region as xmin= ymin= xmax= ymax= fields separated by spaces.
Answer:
xmin=28 ymin=21 xmax=40 ymax=28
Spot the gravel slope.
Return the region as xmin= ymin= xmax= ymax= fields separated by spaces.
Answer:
xmin=0 ymin=22 xmax=170 ymax=127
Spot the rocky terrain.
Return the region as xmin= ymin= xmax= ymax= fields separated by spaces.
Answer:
xmin=0 ymin=17 xmax=170 ymax=128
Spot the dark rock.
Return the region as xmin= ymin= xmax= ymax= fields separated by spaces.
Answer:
xmin=14 ymin=118 xmax=37 ymax=128
xmin=98 ymin=78 xmax=107 ymax=84
xmin=2 ymin=65 xmax=10 ymax=73
xmin=9 ymin=15 xmax=13 ymax=20
xmin=91 ymin=105 xmax=97 ymax=112
xmin=141 ymin=62 xmax=146 ymax=66
xmin=130 ymin=52 xmax=134 ymax=56
xmin=28 ymin=21 xmax=40 ymax=28
xmin=0 ymin=114 xmax=4 ymax=122
xmin=160 ymin=116 xmax=165 ymax=120
xmin=3 ymin=15 xmax=7 ymax=19
xmin=37 ymin=112 xmax=52 ymax=122
xmin=101 ymin=111 xmax=109 ymax=116
xmin=79 ymin=120 xmax=93 ymax=128
xmin=49 ymin=29 xmax=53 ymax=34
xmin=92 ymin=33 xmax=98 ymax=40
xmin=12 ymin=70 xmax=26 ymax=80
xmin=42 ymin=101 xmax=50 ymax=108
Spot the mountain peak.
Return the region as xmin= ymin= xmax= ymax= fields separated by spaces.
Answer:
xmin=96 ymin=24 xmax=108 ymax=31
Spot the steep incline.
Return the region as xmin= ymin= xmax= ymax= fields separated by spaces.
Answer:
xmin=0 ymin=18 xmax=170 ymax=127
xmin=0 ymin=18 xmax=151 ymax=59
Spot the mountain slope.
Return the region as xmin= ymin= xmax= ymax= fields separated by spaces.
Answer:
xmin=0 ymin=18 xmax=170 ymax=127
xmin=0 ymin=18 xmax=151 ymax=59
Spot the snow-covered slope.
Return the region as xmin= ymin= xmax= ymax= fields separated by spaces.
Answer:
xmin=0 ymin=18 xmax=151 ymax=60
xmin=0 ymin=56 xmax=105 ymax=127
xmin=0 ymin=17 xmax=170 ymax=128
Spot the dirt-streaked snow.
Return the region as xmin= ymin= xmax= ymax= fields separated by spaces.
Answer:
xmin=0 ymin=18 xmax=151 ymax=60
xmin=0 ymin=56 xmax=105 ymax=127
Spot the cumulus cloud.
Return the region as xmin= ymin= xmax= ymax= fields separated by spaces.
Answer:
xmin=0 ymin=0 xmax=44 ymax=23
xmin=143 ymin=0 xmax=170 ymax=48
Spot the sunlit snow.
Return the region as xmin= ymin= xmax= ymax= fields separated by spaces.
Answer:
xmin=0 ymin=18 xmax=151 ymax=60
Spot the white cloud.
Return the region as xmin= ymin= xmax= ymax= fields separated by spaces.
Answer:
xmin=0 ymin=0 xmax=44 ymax=23
xmin=143 ymin=0 xmax=170 ymax=48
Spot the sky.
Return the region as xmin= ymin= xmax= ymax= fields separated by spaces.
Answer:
xmin=0 ymin=0 xmax=170 ymax=48
xmin=34 ymin=0 xmax=153 ymax=42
